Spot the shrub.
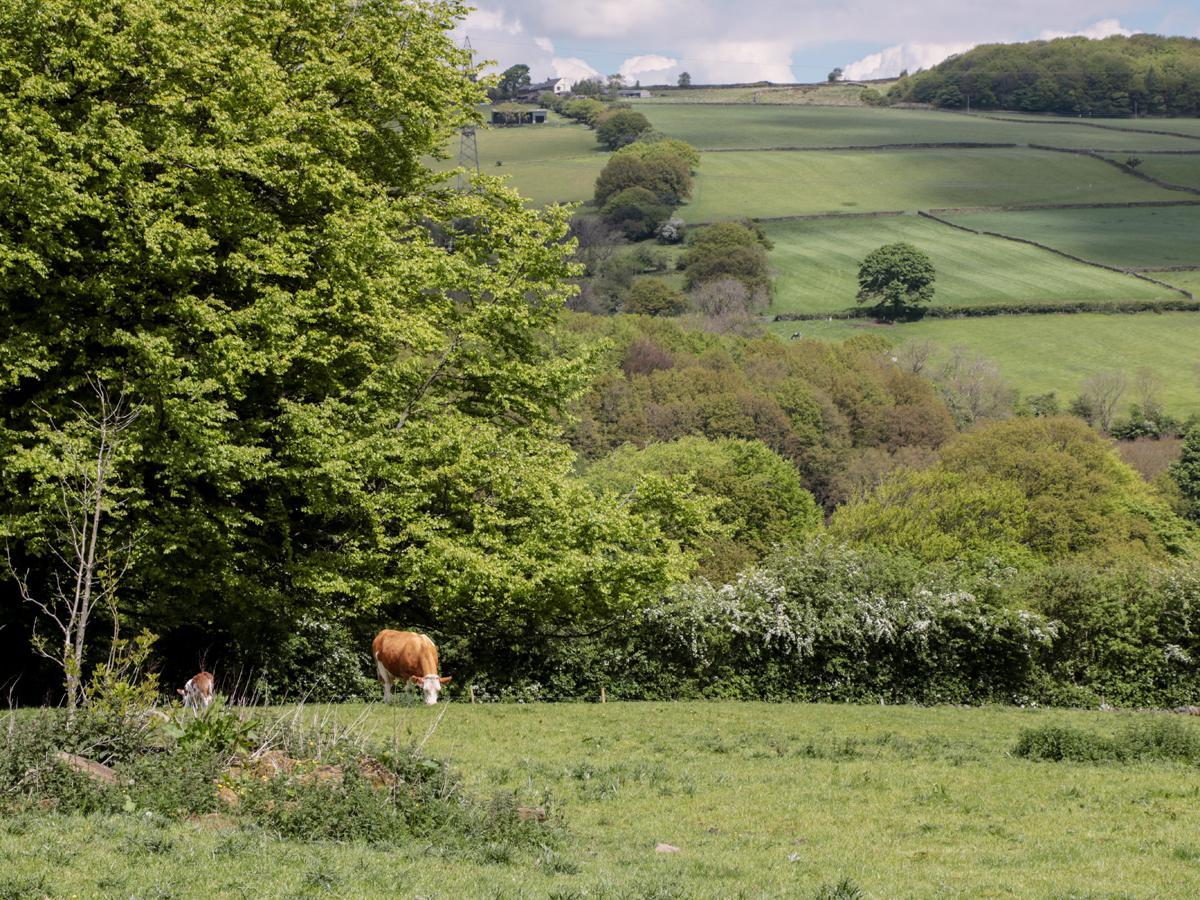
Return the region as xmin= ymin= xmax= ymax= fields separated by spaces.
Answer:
xmin=682 ymin=221 xmax=772 ymax=293
xmin=623 ymin=278 xmax=688 ymax=316
xmin=594 ymin=150 xmax=692 ymax=206
xmin=1015 ymin=719 xmax=1200 ymax=764
xmin=601 ymin=186 xmax=671 ymax=240
xmin=596 ymin=109 xmax=652 ymax=150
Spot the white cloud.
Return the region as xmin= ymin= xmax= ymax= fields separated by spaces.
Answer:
xmin=684 ymin=40 xmax=796 ymax=84
xmin=463 ymin=6 xmax=523 ymax=36
xmin=1039 ymin=18 xmax=1132 ymax=40
xmin=551 ymin=57 xmax=602 ymax=85
xmin=534 ymin=36 xmax=555 ymax=53
xmin=619 ymin=54 xmax=679 ymax=81
xmin=843 ymin=41 xmax=975 ymax=80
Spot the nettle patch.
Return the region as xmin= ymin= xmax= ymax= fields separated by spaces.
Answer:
xmin=0 ymin=702 xmax=559 ymax=861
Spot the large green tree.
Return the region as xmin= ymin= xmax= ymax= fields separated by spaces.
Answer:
xmin=856 ymin=242 xmax=936 ymax=321
xmin=0 ymin=0 xmax=691 ymax=688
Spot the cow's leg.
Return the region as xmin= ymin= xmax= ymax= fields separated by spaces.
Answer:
xmin=375 ymin=657 xmax=393 ymax=702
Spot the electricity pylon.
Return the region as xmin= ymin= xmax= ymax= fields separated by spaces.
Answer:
xmin=456 ymin=36 xmax=479 ymax=191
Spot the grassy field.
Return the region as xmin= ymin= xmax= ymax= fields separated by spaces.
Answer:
xmin=637 ymin=104 xmax=1200 ymax=151
xmin=767 ymin=313 xmax=1200 ymax=416
xmin=681 ymin=148 xmax=1181 ymax=221
xmin=766 ymin=216 xmax=1175 ymax=315
xmin=1112 ymin=153 xmax=1200 ymax=190
xmin=943 ymin=206 xmax=1200 ymax=269
xmin=434 ymin=115 xmax=606 ymax=207
xmin=980 ymin=112 xmax=1200 ymax=139
xmin=639 ymin=83 xmax=879 ymax=105
xmin=6 ymin=701 xmax=1200 ymax=897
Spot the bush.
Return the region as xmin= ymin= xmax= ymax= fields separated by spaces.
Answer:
xmin=622 ymin=278 xmax=687 ymax=316
xmin=594 ymin=149 xmax=692 ymax=206
xmin=683 ymin=221 xmax=772 ymax=294
xmin=601 ymin=187 xmax=671 ymax=240
xmin=596 ymin=109 xmax=652 ymax=150
xmin=1015 ymin=719 xmax=1200 ymax=764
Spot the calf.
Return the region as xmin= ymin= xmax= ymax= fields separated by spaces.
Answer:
xmin=372 ymin=630 xmax=451 ymax=705
xmin=177 ymin=671 xmax=215 ymax=711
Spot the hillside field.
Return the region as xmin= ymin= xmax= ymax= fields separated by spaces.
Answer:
xmin=1108 ymin=153 xmax=1200 ymax=191
xmin=767 ymin=314 xmax=1200 ymax=416
xmin=681 ymin=148 xmax=1181 ymax=221
xmin=943 ymin=204 xmax=1200 ymax=271
xmin=637 ymin=103 xmax=1200 ymax=151
xmin=6 ymin=702 xmax=1200 ymax=898
xmin=766 ymin=215 xmax=1177 ymax=315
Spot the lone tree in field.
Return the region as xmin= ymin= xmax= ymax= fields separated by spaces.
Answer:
xmin=678 ymin=72 xmax=692 ymax=87
xmin=856 ymin=242 xmax=936 ymax=320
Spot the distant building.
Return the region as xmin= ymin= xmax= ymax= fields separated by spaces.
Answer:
xmin=490 ymin=105 xmax=548 ymax=125
xmin=616 ymin=88 xmax=651 ymax=99
xmin=517 ymin=77 xmax=572 ymax=103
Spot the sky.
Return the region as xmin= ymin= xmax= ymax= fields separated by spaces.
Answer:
xmin=452 ymin=0 xmax=1200 ymax=86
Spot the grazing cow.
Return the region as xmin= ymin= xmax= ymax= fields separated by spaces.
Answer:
xmin=178 ymin=671 xmax=215 ymax=711
xmin=372 ymin=630 xmax=451 ymax=705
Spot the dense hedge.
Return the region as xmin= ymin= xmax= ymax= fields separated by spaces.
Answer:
xmin=453 ymin=542 xmax=1200 ymax=708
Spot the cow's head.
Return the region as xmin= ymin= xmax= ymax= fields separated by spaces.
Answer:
xmin=410 ymin=673 xmax=452 ymax=705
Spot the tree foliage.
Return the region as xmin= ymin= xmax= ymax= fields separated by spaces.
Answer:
xmin=856 ymin=243 xmax=936 ymax=321
xmin=0 ymin=0 xmax=693 ymax=694
xmin=595 ymin=109 xmax=652 ymax=150
xmin=1173 ymin=424 xmax=1200 ymax=525
xmin=889 ymin=34 xmax=1200 ymax=116
xmin=600 ymin=187 xmax=671 ymax=240
xmin=585 ymin=437 xmax=823 ymax=581
xmin=683 ymin=221 xmax=772 ymax=293
xmin=834 ymin=417 xmax=1197 ymax=565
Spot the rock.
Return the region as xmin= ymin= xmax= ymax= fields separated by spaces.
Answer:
xmin=216 ymin=785 xmax=240 ymax=808
xmin=655 ymin=842 xmax=681 ymax=854
xmin=54 ymin=751 xmax=117 ymax=785
xmin=1173 ymin=705 xmax=1200 ymax=715
xmin=517 ymin=806 xmax=547 ymax=822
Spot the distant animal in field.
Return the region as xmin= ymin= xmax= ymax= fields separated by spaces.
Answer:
xmin=372 ymin=630 xmax=451 ymax=705
xmin=178 ymin=671 xmax=215 ymax=711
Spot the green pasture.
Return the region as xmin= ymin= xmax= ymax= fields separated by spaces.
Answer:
xmin=765 ymin=215 xmax=1174 ymax=315
xmin=1111 ymin=153 xmax=1200 ymax=190
xmin=979 ymin=112 xmax=1200 ymax=139
xmin=768 ymin=313 xmax=1200 ymax=416
xmin=640 ymin=83 xmax=878 ymax=106
xmin=638 ymin=104 xmax=1200 ymax=151
xmin=435 ymin=116 xmax=605 ymax=207
xmin=7 ymin=702 xmax=1200 ymax=898
xmin=944 ymin=205 xmax=1200 ymax=269
xmin=1163 ymin=270 xmax=1200 ymax=295
xmin=681 ymin=148 xmax=1180 ymax=221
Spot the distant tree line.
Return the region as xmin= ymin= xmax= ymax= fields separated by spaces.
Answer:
xmin=889 ymin=34 xmax=1200 ymax=116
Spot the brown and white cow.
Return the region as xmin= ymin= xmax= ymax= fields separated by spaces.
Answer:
xmin=372 ymin=630 xmax=451 ymax=705
xmin=177 ymin=671 xmax=215 ymax=711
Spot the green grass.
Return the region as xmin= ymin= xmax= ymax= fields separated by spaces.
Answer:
xmin=1163 ymin=270 xmax=1200 ymax=295
xmin=944 ymin=205 xmax=1200 ymax=269
xmin=982 ymin=112 xmax=1200 ymax=139
xmin=765 ymin=216 xmax=1175 ymax=315
xmin=768 ymin=312 xmax=1200 ymax=416
xmin=1117 ymin=154 xmax=1200 ymax=190
xmin=8 ymin=702 xmax=1200 ymax=897
xmin=639 ymin=83 xmax=882 ymax=106
xmin=435 ymin=115 xmax=607 ymax=206
xmin=681 ymin=148 xmax=1181 ymax=221
xmin=638 ymin=104 xmax=1200 ymax=151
